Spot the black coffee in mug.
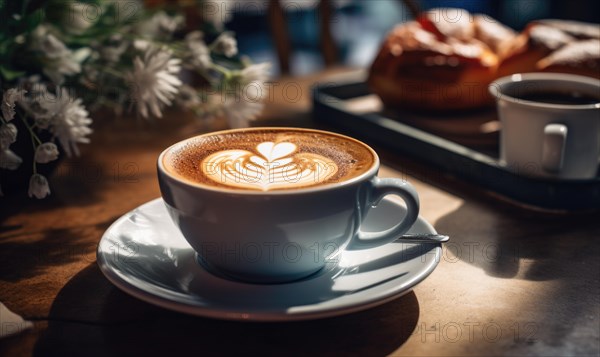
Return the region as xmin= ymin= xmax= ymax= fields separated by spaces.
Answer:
xmin=515 ymin=91 xmax=600 ymax=105
xmin=490 ymin=73 xmax=600 ymax=180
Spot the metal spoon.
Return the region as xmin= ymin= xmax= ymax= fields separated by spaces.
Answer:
xmin=396 ymin=233 xmax=449 ymax=243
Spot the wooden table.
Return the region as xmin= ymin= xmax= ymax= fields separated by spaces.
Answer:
xmin=1 ymin=69 xmax=599 ymax=357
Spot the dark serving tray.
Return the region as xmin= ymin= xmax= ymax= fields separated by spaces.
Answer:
xmin=312 ymin=79 xmax=600 ymax=212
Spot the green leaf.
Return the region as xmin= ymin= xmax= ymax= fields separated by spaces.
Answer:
xmin=0 ymin=66 xmax=26 ymax=81
xmin=24 ymin=8 xmax=45 ymax=30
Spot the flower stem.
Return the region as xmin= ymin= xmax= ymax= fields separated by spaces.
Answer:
xmin=21 ymin=116 xmax=42 ymax=145
xmin=209 ymin=62 xmax=230 ymax=77
xmin=20 ymin=115 xmax=40 ymax=174
xmin=29 ymin=133 xmax=37 ymax=174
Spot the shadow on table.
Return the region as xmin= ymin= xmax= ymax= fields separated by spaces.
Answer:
xmin=434 ymin=199 xmax=600 ymax=280
xmin=376 ymin=141 xmax=600 ymax=279
xmin=0 ymin=182 xmax=117 ymax=285
xmin=0 ymin=217 xmax=121 ymax=282
xmin=433 ymin=199 xmax=600 ymax=353
xmin=375 ymin=147 xmax=600 ymax=353
xmin=34 ymin=264 xmax=419 ymax=357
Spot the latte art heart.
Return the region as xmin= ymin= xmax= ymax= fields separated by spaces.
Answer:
xmin=202 ymin=141 xmax=338 ymax=191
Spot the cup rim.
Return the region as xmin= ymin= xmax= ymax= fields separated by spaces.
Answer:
xmin=158 ymin=127 xmax=381 ymax=195
xmin=489 ymin=73 xmax=600 ymax=110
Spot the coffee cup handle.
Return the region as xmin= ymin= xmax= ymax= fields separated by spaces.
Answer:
xmin=542 ymin=124 xmax=568 ymax=173
xmin=346 ymin=177 xmax=420 ymax=250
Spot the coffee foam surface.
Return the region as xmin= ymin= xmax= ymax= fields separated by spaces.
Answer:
xmin=164 ymin=129 xmax=375 ymax=191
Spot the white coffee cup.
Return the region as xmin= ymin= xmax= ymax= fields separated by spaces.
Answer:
xmin=489 ymin=73 xmax=600 ymax=180
xmin=157 ymin=128 xmax=420 ymax=283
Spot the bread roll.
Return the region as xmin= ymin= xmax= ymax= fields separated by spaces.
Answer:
xmin=532 ymin=19 xmax=600 ymax=39
xmin=368 ymin=17 xmax=499 ymax=112
xmin=538 ymin=39 xmax=600 ymax=78
xmin=368 ymin=9 xmax=600 ymax=112
xmin=497 ymin=24 xmax=575 ymax=78
xmin=474 ymin=15 xmax=520 ymax=59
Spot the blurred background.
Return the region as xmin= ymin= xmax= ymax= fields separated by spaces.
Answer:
xmin=223 ymin=0 xmax=600 ymax=75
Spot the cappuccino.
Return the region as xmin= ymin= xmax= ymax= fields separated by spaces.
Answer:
xmin=163 ymin=128 xmax=375 ymax=191
xmin=158 ymin=127 xmax=419 ymax=282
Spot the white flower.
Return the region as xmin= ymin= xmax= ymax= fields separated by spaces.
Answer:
xmin=222 ymin=97 xmax=264 ymax=128
xmin=135 ymin=11 xmax=183 ymax=40
xmin=100 ymin=34 xmax=128 ymax=63
xmin=33 ymin=26 xmax=65 ymax=55
xmin=37 ymin=88 xmax=93 ymax=156
xmin=16 ymin=81 xmax=52 ymax=128
xmin=28 ymin=174 xmax=50 ymax=199
xmin=239 ymin=62 xmax=271 ymax=84
xmin=0 ymin=149 xmax=23 ymax=170
xmin=226 ymin=62 xmax=271 ymax=100
xmin=0 ymin=123 xmax=18 ymax=150
xmin=133 ymin=39 xmax=151 ymax=52
xmin=64 ymin=2 xmax=97 ymax=34
xmin=31 ymin=101 xmax=53 ymax=129
xmin=185 ymin=31 xmax=204 ymax=43
xmin=213 ymin=32 xmax=238 ymax=58
xmin=30 ymin=25 xmax=87 ymax=84
xmin=127 ymin=47 xmax=182 ymax=118
xmin=220 ymin=63 xmax=271 ymax=128
xmin=185 ymin=32 xmax=212 ymax=71
xmin=26 ymin=85 xmax=54 ymax=129
xmin=2 ymin=88 xmax=27 ymax=121
xmin=35 ymin=142 xmax=59 ymax=164
xmin=156 ymin=12 xmax=183 ymax=36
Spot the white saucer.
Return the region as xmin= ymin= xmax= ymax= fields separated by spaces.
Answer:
xmin=97 ymin=198 xmax=442 ymax=321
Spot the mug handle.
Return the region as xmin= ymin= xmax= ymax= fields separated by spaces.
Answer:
xmin=346 ymin=177 xmax=420 ymax=250
xmin=542 ymin=124 xmax=568 ymax=173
